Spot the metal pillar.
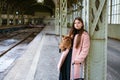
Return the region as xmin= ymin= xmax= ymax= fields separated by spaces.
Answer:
xmin=0 ymin=11 xmax=2 ymax=26
xmin=60 ymin=0 xmax=67 ymax=36
xmin=55 ymin=6 xmax=60 ymax=35
xmin=67 ymin=7 xmax=73 ymax=27
xmin=82 ymin=0 xmax=89 ymax=31
xmin=85 ymin=0 xmax=108 ymax=80
xmin=70 ymin=13 xmax=73 ymax=26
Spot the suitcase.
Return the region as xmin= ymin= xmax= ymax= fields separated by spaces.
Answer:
xmin=71 ymin=63 xmax=84 ymax=80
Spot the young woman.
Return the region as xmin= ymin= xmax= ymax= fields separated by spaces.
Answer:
xmin=58 ymin=17 xmax=90 ymax=80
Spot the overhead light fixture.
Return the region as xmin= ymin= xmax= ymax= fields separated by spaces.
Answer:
xmin=37 ymin=0 xmax=44 ymax=3
xmin=16 ymin=11 xmax=19 ymax=15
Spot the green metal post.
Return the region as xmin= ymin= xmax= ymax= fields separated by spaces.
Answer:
xmin=85 ymin=0 xmax=108 ymax=80
xmin=60 ymin=0 xmax=67 ymax=36
xmin=55 ymin=6 xmax=60 ymax=35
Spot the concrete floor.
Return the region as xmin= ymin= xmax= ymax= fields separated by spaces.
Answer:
xmin=34 ymin=34 xmax=60 ymax=80
xmin=107 ymin=38 xmax=120 ymax=80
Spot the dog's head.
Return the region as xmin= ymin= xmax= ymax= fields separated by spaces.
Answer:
xmin=59 ymin=35 xmax=71 ymax=52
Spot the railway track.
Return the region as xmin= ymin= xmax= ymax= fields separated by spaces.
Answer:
xmin=0 ymin=32 xmax=34 ymax=57
xmin=0 ymin=33 xmax=20 ymax=41
xmin=0 ymin=27 xmax=43 ymax=57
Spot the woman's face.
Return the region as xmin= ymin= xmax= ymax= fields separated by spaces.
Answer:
xmin=74 ymin=19 xmax=83 ymax=30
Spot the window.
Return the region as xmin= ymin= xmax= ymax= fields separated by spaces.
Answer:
xmin=108 ymin=0 xmax=120 ymax=24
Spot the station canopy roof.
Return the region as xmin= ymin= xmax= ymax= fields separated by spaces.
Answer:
xmin=0 ymin=0 xmax=81 ymax=15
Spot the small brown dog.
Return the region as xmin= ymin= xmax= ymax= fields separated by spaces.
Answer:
xmin=59 ymin=35 xmax=71 ymax=52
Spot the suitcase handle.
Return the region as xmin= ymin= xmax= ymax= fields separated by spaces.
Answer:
xmin=72 ymin=63 xmax=83 ymax=80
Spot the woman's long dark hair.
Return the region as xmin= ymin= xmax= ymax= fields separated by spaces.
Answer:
xmin=69 ymin=17 xmax=85 ymax=48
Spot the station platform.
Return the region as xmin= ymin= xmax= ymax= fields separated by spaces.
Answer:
xmin=2 ymin=25 xmax=120 ymax=80
xmin=3 ymin=25 xmax=61 ymax=80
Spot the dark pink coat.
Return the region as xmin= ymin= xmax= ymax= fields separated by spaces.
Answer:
xmin=58 ymin=31 xmax=90 ymax=79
